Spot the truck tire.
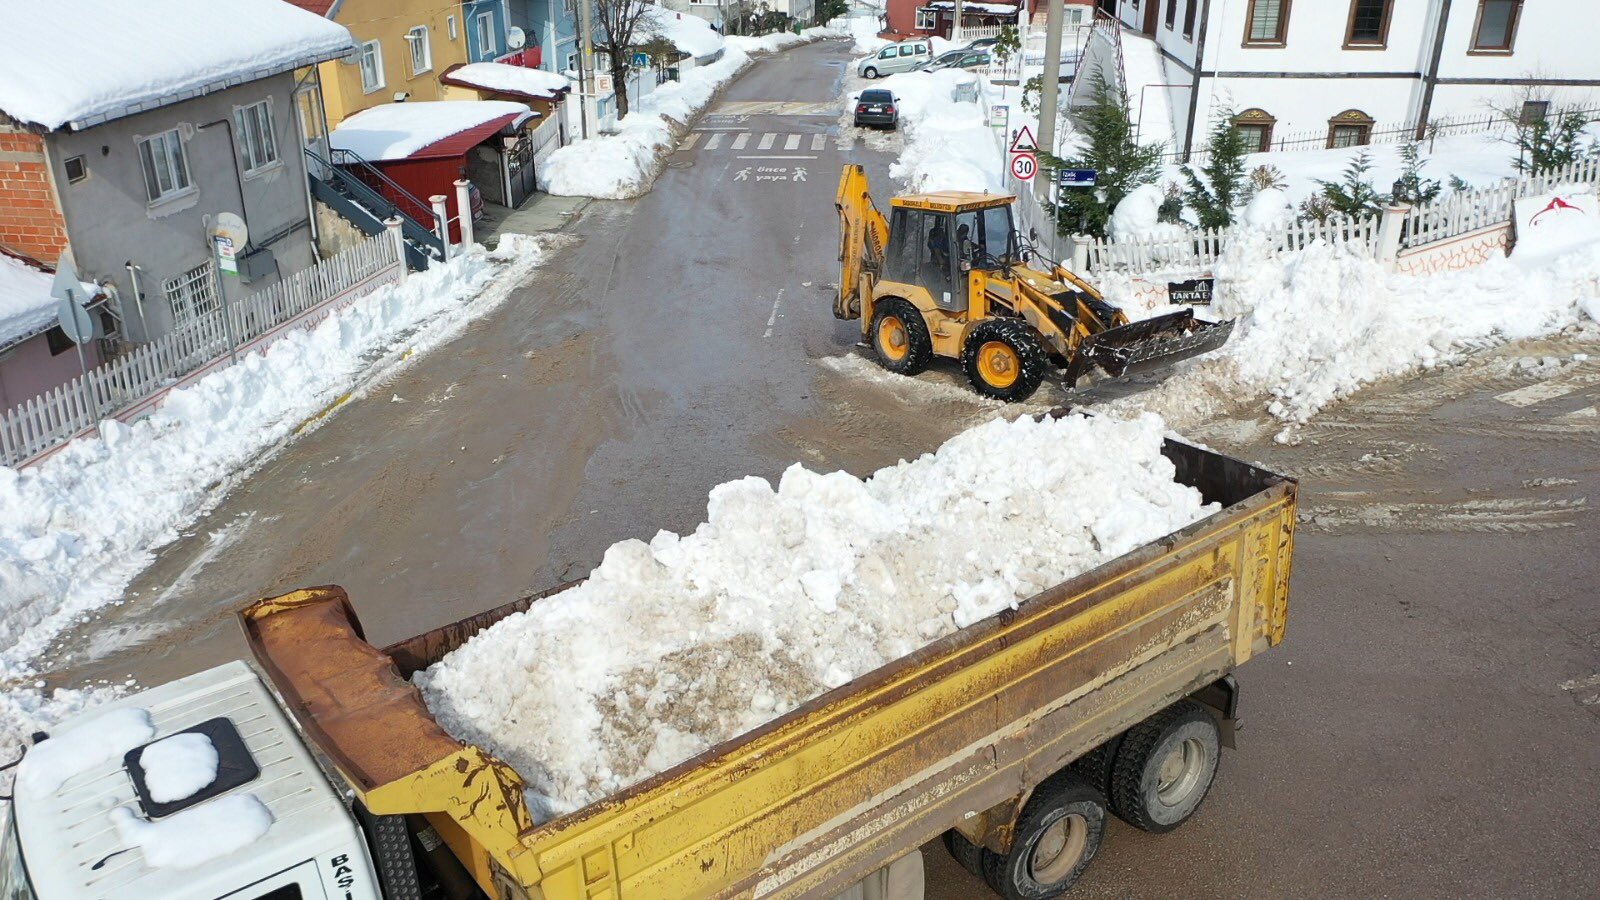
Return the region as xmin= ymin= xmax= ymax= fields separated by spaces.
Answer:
xmin=942 ymin=829 xmax=985 ymax=877
xmin=978 ymin=773 xmax=1105 ymax=899
xmin=962 ymin=318 xmax=1047 ymax=402
xmin=1069 ymin=736 xmax=1122 ymax=800
xmin=870 ymin=297 xmax=934 ymax=375
xmin=1109 ymin=700 xmax=1221 ymax=833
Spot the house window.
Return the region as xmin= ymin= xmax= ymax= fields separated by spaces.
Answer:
xmin=1471 ymin=0 xmax=1521 ymax=52
xmin=567 ymin=51 xmax=578 ymax=73
xmin=1519 ymin=100 xmax=1549 ymax=126
xmin=916 ymin=7 xmax=936 ymax=30
xmin=1165 ymin=0 xmax=1176 ymax=29
xmin=1244 ymin=0 xmax=1289 ymax=46
xmin=1344 ymin=0 xmax=1393 ymax=48
xmin=475 ymin=11 xmax=496 ymax=57
xmin=359 ymin=40 xmax=384 ymax=93
xmin=136 ymin=129 xmax=192 ymax=203
xmin=1231 ymin=109 xmax=1276 ymax=152
xmin=447 ymin=14 xmax=458 ymax=40
xmin=1183 ymin=0 xmax=1197 ymax=38
xmin=63 ymin=155 xmax=87 ymax=183
xmin=234 ymin=100 xmax=279 ymax=173
xmin=406 ymin=26 xmax=432 ymax=74
xmin=163 ymin=262 xmax=219 ymax=329
xmin=46 ymin=326 xmax=74 ymax=355
xmin=1326 ymin=110 xmax=1375 ymax=148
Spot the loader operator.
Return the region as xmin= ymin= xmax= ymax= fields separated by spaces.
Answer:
xmin=928 ymin=217 xmax=950 ymax=272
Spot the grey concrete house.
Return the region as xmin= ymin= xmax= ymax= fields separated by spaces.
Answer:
xmin=0 ymin=0 xmax=356 ymax=347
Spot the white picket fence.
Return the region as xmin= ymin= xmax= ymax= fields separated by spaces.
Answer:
xmin=1401 ymin=156 xmax=1600 ymax=249
xmin=1084 ymin=214 xmax=1378 ymax=274
xmin=0 ymin=231 xmax=404 ymax=469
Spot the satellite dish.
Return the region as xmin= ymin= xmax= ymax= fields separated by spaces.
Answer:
xmin=507 ymin=26 xmax=527 ymax=50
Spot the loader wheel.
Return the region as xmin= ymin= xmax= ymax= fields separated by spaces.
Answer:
xmin=1109 ymin=700 xmax=1220 ymax=833
xmin=942 ymin=829 xmax=985 ymax=877
xmin=870 ymin=298 xmax=933 ymax=375
xmin=962 ymin=318 xmax=1046 ymax=402
xmin=979 ymin=772 xmax=1105 ymax=899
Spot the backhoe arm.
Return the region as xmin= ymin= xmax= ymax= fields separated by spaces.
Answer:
xmin=835 ymin=165 xmax=888 ymax=320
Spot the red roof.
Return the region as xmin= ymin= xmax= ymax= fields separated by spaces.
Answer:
xmin=403 ymin=112 xmax=527 ymax=161
xmin=283 ymin=0 xmax=336 ymax=16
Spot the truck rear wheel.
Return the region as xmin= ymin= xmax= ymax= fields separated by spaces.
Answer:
xmin=942 ymin=829 xmax=985 ymax=877
xmin=962 ymin=318 xmax=1046 ymax=402
xmin=979 ymin=773 xmax=1105 ymax=899
xmin=1109 ymin=700 xmax=1221 ymax=833
xmin=870 ymin=297 xmax=934 ymax=375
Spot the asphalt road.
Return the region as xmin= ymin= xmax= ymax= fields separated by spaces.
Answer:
xmin=37 ymin=38 xmax=1600 ymax=899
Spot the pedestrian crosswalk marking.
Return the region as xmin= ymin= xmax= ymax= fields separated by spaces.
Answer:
xmin=759 ymin=133 xmax=776 ymax=150
xmin=784 ymin=134 xmax=801 ymax=150
xmin=811 ymin=134 xmax=826 ymax=151
xmin=733 ymin=132 xmax=750 ymax=150
xmin=679 ymin=132 xmax=702 ymax=151
xmin=1495 ymin=374 xmax=1599 ymax=408
xmin=705 ymin=132 xmax=723 ymax=150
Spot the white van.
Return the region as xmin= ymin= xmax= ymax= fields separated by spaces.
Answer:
xmin=858 ymin=40 xmax=932 ymax=79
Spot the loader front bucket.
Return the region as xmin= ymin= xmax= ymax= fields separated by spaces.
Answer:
xmin=1078 ymin=310 xmax=1236 ymax=379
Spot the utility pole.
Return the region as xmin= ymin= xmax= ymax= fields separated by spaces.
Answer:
xmin=951 ymin=0 xmax=964 ymax=44
xmin=1038 ymin=0 xmax=1065 ymax=154
xmin=579 ymin=0 xmax=600 ymax=137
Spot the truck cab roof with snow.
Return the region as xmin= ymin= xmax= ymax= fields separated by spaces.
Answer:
xmin=7 ymin=661 xmax=375 ymax=900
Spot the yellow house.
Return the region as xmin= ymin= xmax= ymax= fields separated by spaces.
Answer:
xmin=286 ymin=0 xmax=479 ymax=127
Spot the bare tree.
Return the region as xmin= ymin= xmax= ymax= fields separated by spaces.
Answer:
xmin=593 ymin=0 xmax=657 ymax=119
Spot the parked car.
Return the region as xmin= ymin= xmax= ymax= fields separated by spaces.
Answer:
xmin=857 ymin=40 xmax=931 ymax=79
xmin=912 ymin=48 xmax=968 ymax=72
xmin=964 ymin=36 xmax=1000 ymax=50
xmin=936 ymin=49 xmax=992 ymax=71
xmin=853 ymin=88 xmax=898 ymax=129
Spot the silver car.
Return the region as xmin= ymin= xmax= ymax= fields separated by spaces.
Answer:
xmin=858 ymin=40 xmax=932 ymax=79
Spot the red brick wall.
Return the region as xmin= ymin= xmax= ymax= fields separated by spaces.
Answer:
xmin=0 ymin=130 xmax=68 ymax=263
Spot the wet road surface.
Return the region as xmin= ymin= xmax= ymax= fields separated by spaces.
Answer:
xmin=38 ymin=38 xmax=1600 ymax=899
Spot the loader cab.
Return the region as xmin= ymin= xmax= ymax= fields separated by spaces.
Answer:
xmin=883 ymin=194 xmax=1017 ymax=312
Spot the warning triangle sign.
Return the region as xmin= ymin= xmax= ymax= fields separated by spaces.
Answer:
xmin=1009 ymin=125 xmax=1038 ymax=154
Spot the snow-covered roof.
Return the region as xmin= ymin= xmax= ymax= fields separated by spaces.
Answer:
xmin=926 ymin=1 xmax=1020 ymax=12
xmin=329 ymin=101 xmax=535 ymax=162
xmin=644 ymin=6 xmax=726 ymax=60
xmin=444 ymin=63 xmax=572 ymax=100
xmin=0 ymin=252 xmax=62 ymax=350
xmin=0 ymin=0 xmax=355 ymax=132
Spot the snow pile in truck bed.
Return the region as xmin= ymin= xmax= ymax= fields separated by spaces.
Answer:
xmin=417 ymin=413 xmax=1216 ymax=821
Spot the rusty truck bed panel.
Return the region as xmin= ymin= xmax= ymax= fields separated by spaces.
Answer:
xmin=242 ymin=425 xmax=1296 ymax=900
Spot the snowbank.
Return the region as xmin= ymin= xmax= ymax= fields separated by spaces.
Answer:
xmin=0 ymin=237 xmax=554 ymax=673
xmin=1099 ymin=230 xmax=1600 ymax=437
xmin=330 ymin=101 xmax=535 ymax=162
xmin=1110 ymin=184 xmax=1188 ymax=242
xmin=645 ymin=6 xmax=726 ymax=60
xmin=875 ymin=69 xmax=1004 ymax=193
xmin=846 ymin=14 xmax=890 ymax=53
xmin=727 ymin=25 xmax=848 ymax=55
xmin=1240 ymin=187 xmax=1295 ymax=230
xmin=417 ymin=412 xmax=1215 ymax=820
xmin=0 ymin=0 xmax=353 ymax=131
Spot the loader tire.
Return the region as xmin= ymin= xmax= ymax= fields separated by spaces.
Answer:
xmin=871 ymin=298 xmax=934 ymax=375
xmin=942 ymin=829 xmax=985 ymax=877
xmin=978 ymin=772 xmax=1105 ymax=899
xmin=962 ymin=318 xmax=1047 ymax=402
xmin=1109 ymin=700 xmax=1220 ymax=833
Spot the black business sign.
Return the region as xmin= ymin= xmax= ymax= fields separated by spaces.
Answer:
xmin=1168 ymin=277 xmax=1214 ymax=306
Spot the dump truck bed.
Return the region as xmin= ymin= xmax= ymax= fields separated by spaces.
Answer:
xmin=243 ymin=415 xmax=1297 ymax=900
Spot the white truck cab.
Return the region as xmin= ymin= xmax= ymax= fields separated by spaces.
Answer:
xmin=2 ymin=662 xmax=382 ymax=900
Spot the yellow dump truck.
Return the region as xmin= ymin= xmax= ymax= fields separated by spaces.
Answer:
xmin=4 ymin=415 xmax=1296 ymax=900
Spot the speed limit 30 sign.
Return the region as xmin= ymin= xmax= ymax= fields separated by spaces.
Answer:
xmin=1010 ymin=152 xmax=1036 ymax=181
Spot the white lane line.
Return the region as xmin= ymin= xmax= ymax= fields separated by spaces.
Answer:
xmin=736 ymin=155 xmax=818 ymax=160
xmin=1495 ymin=375 xmax=1599 ymax=408
xmin=784 ymin=134 xmax=801 ymax=150
xmin=764 ymin=288 xmax=786 ymax=339
xmin=732 ymin=132 xmax=750 ymax=150
xmin=759 ymin=133 xmax=776 ymax=150
xmin=705 ymin=132 xmax=724 ymax=150
xmin=679 ymin=132 xmax=702 ymax=150
xmin=811 ymin=134 xmax=826 ymax=151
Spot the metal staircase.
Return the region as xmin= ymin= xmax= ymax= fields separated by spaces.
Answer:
xmin=305 ymin=148 xmax=444 ymax=270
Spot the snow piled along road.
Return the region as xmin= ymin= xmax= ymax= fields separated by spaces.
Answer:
xmin=417 ymin=413 xmax=1215 ymax=821
xmin=0 ymin=237 xmax=556 ymax=676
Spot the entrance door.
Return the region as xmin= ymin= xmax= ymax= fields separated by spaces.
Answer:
xmin=506 ymin=135 xmax=538 ymax=208
xmin=1142 ymin=0 xmax=1159 ymax=34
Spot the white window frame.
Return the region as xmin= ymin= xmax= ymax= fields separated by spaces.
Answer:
xmin=359 ymin=40 xmax=385 ymax=93
xmin=233 ymin=99 xmax=280 ymax=175
xmin=447 ymin=14 xmax=458 ymax=40
xmin=475 ymin=11 xmax=497 ymax=57
xmin=136 ymin=128 xmax=192 ymax=204
xmin=406 ymin=26 xmax=432 ymax=75
xmin=915 ymin=6 xmax=936 ymax=29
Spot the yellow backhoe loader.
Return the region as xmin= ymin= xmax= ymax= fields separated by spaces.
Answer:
xmin=834 ymin=165 xmax=1235 ymax=401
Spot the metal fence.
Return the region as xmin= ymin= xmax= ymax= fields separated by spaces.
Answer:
xmin=1400 ymin=155 xmax=1600 ymax=249
xmin=0 ymin=231 xmax=404 ymax=469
